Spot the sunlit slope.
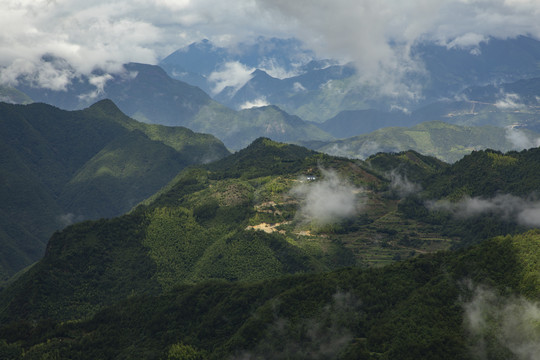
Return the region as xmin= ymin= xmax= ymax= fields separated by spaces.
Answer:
xmin=314 ymin=121 xmax=538 ymax=163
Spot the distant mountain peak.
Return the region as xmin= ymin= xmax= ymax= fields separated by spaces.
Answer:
xmin=85 ymin=99 xmax=124 ymax=117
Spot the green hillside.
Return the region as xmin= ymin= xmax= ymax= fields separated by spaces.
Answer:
xmin=14 ymin=63 xmax=334 ymax=151
xmin=1 ymin=139 xmax=540 ymax=358
xmin=2 ymin=230 xmax=539 ymax=359
xmin=0 ymin=100 xmax=229 ymax=280
xmin=313 ymin=121 xmax=538 ymax=163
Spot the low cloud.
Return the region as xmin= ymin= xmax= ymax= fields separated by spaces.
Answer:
xmin=495 ymin=93 xmax=526 ymax=110
xmin=208 ymin=61 xmax=254 ymax=94
xmin=233 ymin=291 xmax=360 ymax=360
xmin=427 ymin=194 xmax=540 ymax=227
xmin=290 ymin=168 xmax=363 ymax=225
xmin=388 ymin=170 xmax=421 ymax=197
xmin=463 ymin=283 xmax=540 ymax=360
xmin=77 ymin=73 xmax=113 ymax=101
xmin=239 ymin=97 xmax=269 ymax=109
xmin=505 ymin=127 xmax=540 ymax=150
xmin=323 ymin=141 xmax=392 ymax=160
xmin=293 ymin=81 xmax=306 ymax=92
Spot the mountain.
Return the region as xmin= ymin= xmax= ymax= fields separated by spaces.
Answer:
xmin=0 ymin=85 xmax=32 ymax=104
xmin=157 ymin=36 xmax=540 ymax=124
xmin=9 ymin=62 xmax=334 ymax=150
xmin=307 ymin=121 xmax=540 ymax=163
xmin=159 ymin=37 xmax=318 ymax=94
xmin=318 ymin=109 xmax=414 ymax=138
xmin=1 ymin=139 xmax=540 ymax=357
xmin=415 ymin=35 xmax=540 ymax=100
xmin=2 ymin=138 xmax=539 ymax=322
xmin=0 ymin=99 xmax=229 ymax=280
xmin=1 ymin=229 xmax=539 ymax=359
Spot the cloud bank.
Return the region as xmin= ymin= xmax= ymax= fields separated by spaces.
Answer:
xmin=427 ymin=194 xmax=540 ymax=227
xmin=290 ymin=168 xmax=362 ymax=225
xmin=506 ymin=127 xmax=540 ymax=151
xmin=3 ymin=0 xmax=540 ymax=91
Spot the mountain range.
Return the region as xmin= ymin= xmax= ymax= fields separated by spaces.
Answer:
xmin=2 ymin=36 xmax=540 ymax=156
xmin=0 ymin=100 xmax=229 ymax=281
xmin=0 ymin=138 xmax=539 ymax=358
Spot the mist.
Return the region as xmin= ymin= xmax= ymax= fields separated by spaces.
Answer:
xmin=208 ymin=61 xmax=255 ymax=94
xmin=463 ymin=283 xmax=540 ymax=360
xmin=290 ymin=168 xmax=363 ymax=226
xmin=506 ymin=127 xmax=540 ymax=151
xmin=233 ymin=291 xmax=361 ymax=360
xmin=426 ymin=194 xmax=540 ymax=227
xmin=388 ymin=169 xmax=421 ymax=197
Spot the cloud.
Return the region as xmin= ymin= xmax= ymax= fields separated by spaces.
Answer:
xmin=78 ymin=73 xmax=113 ymax=101
xmin=239 ymin=97 xmax=270 ymax=109
xmin=3 ymin=0 xmax=540 ymax=93
xmin=233 ymin=291 xmax=360 ymax=360
xmin=388 ymin=170 xmax=421 ymax=197
xmin=255 ymin=0 xmax=540 ymax=97
xmin=293 ymin=82 xmax=306 ymax=92
xmin=427 ymin=194 xmax=540 ymax=227
xmin=495 ymin=93 xmax=526 ymax=110
xmin=290 ymin=168 xmax=363 ymax=225
xmin=463 ymin=283 xmax=540 ymax=360
xmin=208 ymin=61 xmax=254 ymax=94
xmin=505 ymin=127 xmax=540 ymax=150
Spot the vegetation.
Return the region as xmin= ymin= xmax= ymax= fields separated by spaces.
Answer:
xmin=0 ymin=100 xmax=229 ymax=280
xmin=1 ymin=136 xmax=540 ymax=359
xmin=313 ymin=121 xmax=538 ymax=163
xmin=1 ymin=230 xmax=540 ymax=359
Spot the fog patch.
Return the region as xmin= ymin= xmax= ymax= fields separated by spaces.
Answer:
xmin=78 ymin=73 xmax=113 ymax=101
xmin=239 ymin=97 xmax=269 ymax=109
xmin=505 ymin=127 xmax=540 ymax=151
xmin=388 ymin=170 xmax=421 ymax=197
xmin=208 ymin=61 xmax=254 ymax=94
xmin=257 ymin=58 xmax=303 ymax=79
xmin=233 ymin=291 xmax=361 ymax=360
xmin=293 ymin=81 xmax=306 ymax=92
xmin=323 ymin=140 xmax=392 ymax=160
xmin=426 ymin=194 xmax=540 ymax=227
xmin=290 ymin=168 xmax=363 ymax=226
xmin=463 ymin=283 xmax=540 ymax=360
xmin=495 ymin=93 xmax=526 ymax=110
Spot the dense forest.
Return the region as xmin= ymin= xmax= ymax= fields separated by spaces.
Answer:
xmin=1 ymin=138 xmax=539 ymax=359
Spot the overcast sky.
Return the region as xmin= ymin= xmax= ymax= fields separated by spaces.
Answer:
xmin=2 ymin=0 xmax=540 ymax=90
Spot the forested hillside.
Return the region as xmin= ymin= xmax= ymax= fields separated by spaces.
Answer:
xmin=1 ymin=138 xmax=540 ymax=358
xmin=0 ymin=99 xmax=229 ymax=280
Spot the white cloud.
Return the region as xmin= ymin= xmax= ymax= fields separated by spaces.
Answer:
xmin=239 ymin=97 xmax=269 ymax=109
xmin=495 ymin=93 xmax=526 ymax=110
xmin=505 ymin=127 xmax=540 ymax=150
xmin=388 ymin=170 xmax=421 ymax=197
xmin=2 ymin=0 xmax=540 ymax=92
xmin=255 ymin=0 xmax=540 ymax=97
xmin=290 ymin=168 xmax=363 ymax=225
xmin=293 ymin=82 xmax=306 ymax=92
xmin=208 ymin=61 xmax=254 ymax=94
xmin=427 ymin=194 xmax=540 ymax=227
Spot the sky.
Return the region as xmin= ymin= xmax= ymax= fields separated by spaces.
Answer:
xmin=2 ymin=0 xmax=540 ymax=90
